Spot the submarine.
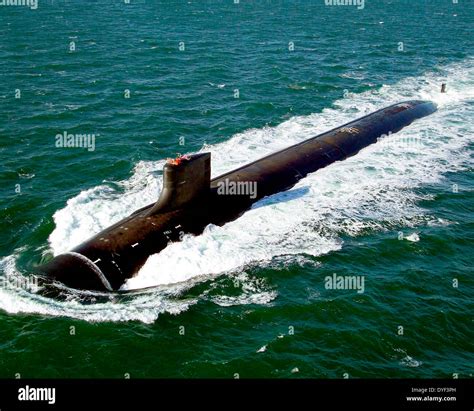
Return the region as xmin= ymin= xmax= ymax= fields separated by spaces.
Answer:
xmin=39 ymin=100 xmax=437 ymax=292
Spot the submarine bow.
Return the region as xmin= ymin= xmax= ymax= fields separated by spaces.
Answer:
xmin=39 ymin=100 xmax=437 ymax=292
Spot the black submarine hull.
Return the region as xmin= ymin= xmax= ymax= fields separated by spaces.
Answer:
xmin=39 ymin=100 xmax=437 ymax=292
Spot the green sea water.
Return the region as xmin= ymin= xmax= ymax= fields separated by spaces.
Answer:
xmin=0 ymin=0 xmax=473 ymax=378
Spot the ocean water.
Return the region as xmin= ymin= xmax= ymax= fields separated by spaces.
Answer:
xmin=0 ymin=0 xmax=473 ymax=378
